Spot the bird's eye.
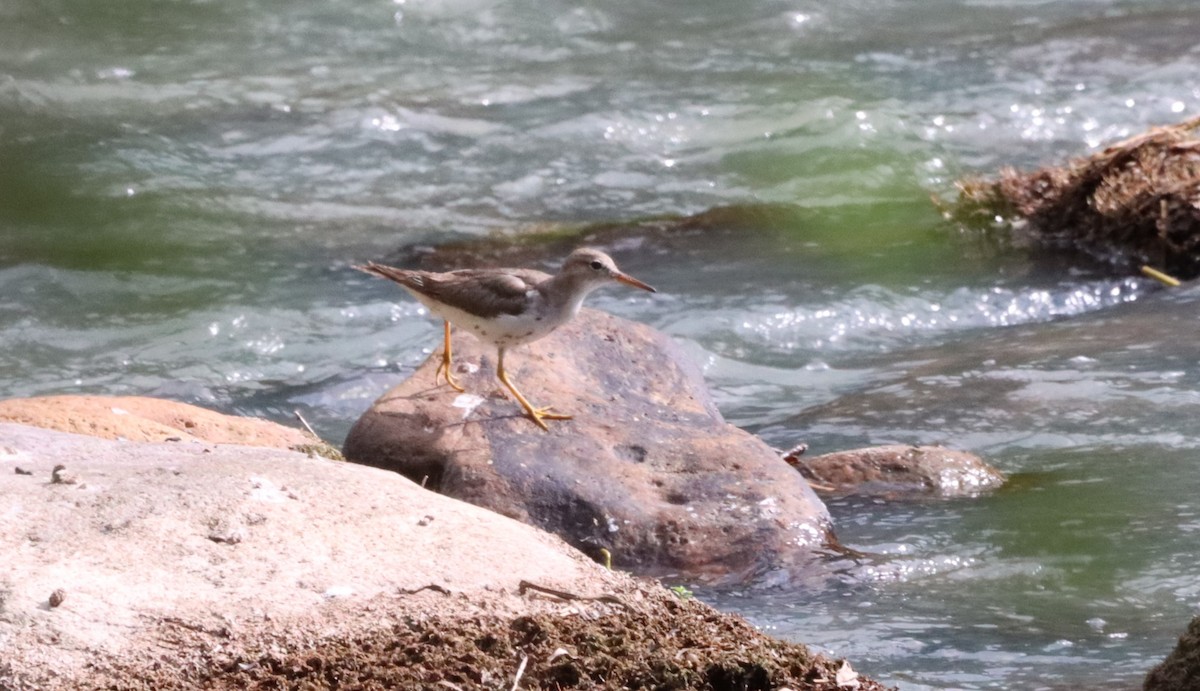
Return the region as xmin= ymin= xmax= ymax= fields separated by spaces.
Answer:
xmin=590 ymin=260 xmax=603 ymax=270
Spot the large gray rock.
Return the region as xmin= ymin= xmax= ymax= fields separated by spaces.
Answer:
xmin=0 ymin=422 xmax=639 ymax=689
xmin=344 ymin=308 xmax=834 ymax=585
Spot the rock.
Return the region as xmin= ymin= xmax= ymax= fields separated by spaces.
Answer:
xmin=0 ymin=395 xmax=321 ymax=451
xmin=948 ymin=115 xmax=1200 ymax=279
xmin=0 ymin=422 xmax=891 ymax=691
xmin=344 ymin=308 xmax=834 ymax=586
xmin=0 ymin=423 xmax=632 ymax=685
xmin=1145 ymin=615 xmax=1200 ymax=691
xmin=789 ymin=444 xmax=1005 ymax=498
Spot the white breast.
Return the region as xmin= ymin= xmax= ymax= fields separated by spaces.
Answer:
xmin=406 ymin=288 xmax=569 ymax=349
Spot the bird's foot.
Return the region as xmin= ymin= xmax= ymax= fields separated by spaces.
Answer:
xmin=435 ymin=322 xmax=466 ymax=392
xmin=524 ymin=406 xmax=572 ymax=431
xmin=434 ymin=356 xmax=466 ymax=392
xmin=533 ymin=407 xmax=572 ymax=421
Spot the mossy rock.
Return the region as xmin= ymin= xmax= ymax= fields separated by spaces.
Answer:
xmin=1145 ymin=615 xmax=1200 ymax=691
xmin=945 ymin=115 xmax=1200 ymax=280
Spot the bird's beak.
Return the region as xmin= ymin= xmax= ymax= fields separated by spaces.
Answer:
xmin=615 ymin=272 xmax=657 ymax=293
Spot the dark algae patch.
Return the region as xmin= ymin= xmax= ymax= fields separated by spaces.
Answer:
xmin=211 ymin=600 xmax=887 ymax=690
xmin=1145 ymin=615 xmax=1200 ymax=691
xmin=947 ymin=115 xmax=1200 ymax=280
xmin=90 ymin=594 xmax=893 ymax=690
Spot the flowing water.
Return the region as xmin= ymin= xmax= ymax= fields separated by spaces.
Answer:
xmin=3 ymin=1 xmax=1200 ymax=687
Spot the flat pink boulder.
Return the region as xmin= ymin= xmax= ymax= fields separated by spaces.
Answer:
xmin=0 ymin=422 xmax=645 ymax=689
xmin=0 ymin=395 xmax=315 ymax=449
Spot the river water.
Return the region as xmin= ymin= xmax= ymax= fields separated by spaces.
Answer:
xmin=3 ymin=1 xmax=1200 ymax=688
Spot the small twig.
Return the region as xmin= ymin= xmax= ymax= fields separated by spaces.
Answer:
xmin=293 ymin=409 xmax=318 ymax=438
xmin=517 ymin=580 xmax=628 ymax=610
xmin=781 ymin=442 xmax=809 ymax=464
xmin=517 ymin=581 xmax=584 ymax=600
xmin=510 ymin=654 xmax=528 ymax=691
xmin=156 ymin=616 xmax=231 ymax=638
xmin=398 ymin=584 xmax=451 ymax=596
xmin=1141 ymin=265 xmax=1182 ymax=287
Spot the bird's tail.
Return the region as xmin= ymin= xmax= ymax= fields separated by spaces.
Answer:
xmin=353 ymin=261 xmax=414 ymax=285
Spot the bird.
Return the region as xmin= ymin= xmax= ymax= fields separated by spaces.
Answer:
xmin=355 ymin=247 xmax=656 ymax=430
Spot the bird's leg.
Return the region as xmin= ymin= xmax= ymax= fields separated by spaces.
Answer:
xmin=496 ymin=349 xmax=571 ymax=430
xmin=434 ymin=321 xmax=465 ymax=392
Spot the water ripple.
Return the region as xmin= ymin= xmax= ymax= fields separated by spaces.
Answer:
xmin=737 ymin=278 xmax=1146 ymax=354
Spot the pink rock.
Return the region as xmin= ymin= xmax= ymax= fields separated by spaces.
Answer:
xmin=0 ymin=395 xmax=315 ymax=450
xmin=0 ymin=422 xmax=651 ymax=688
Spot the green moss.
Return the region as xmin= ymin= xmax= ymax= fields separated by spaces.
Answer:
xmin=292 ymin=442 xmax=345 ymax=462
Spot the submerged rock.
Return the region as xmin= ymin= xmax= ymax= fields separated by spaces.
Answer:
xmin=384 ymin=203 xmax=810 ymax=273
xmin=343 ymin=308 xmax=834 ymax=586
xmin=789 ymin=444 xmax=1005 ymax=498
xmin=1145 ymin=615 xmax=1200 ymax=691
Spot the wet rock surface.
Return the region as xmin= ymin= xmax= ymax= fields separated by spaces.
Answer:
xmin=791 ymin=444 xmax=1005 ymax=498
xmin=343 ymin=308 xmax=834 ymax=586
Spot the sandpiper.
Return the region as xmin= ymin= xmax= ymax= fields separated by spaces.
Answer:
xmin=356 ymin=248 xmax=656 ymax=430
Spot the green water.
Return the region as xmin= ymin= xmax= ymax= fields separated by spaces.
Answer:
xmin=4 ymin=1 xmax=1200 ymax=687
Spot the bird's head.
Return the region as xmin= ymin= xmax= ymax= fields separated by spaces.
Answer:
xmin=560 ymin=247 xmax=657 ymax=293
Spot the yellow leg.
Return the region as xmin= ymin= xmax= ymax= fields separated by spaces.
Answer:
xmin=496 ymin=349 xmax=571 ymax=431
xmin=434 ymin=321 xmax=465 ymax=392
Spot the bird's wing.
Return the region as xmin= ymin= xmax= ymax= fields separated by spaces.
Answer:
xmin=418 ymin=268 xmax=551 ymax=318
